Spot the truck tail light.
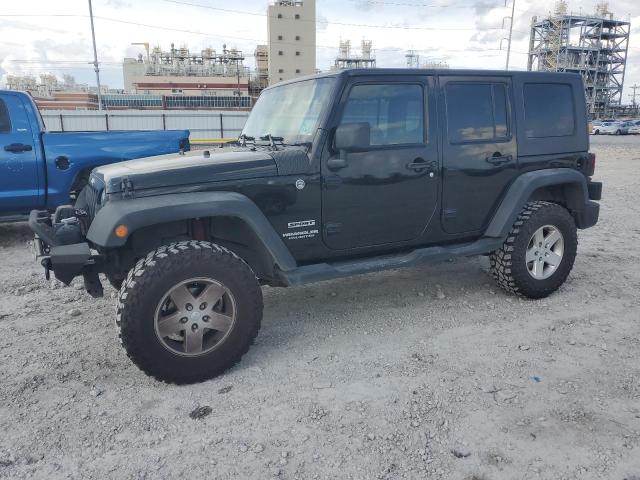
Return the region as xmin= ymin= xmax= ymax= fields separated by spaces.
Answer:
xmin=588 ymin=153 xmax=596 ymax=176
xmin=580 ymin=153 xmax=596 ymax=177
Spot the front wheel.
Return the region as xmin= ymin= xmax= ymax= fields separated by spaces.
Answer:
xmin=116 ymin=241 xmax=263 ymax=383
xmin=615 ymin=129 xmax=622 ymax=135
xmin=593 ymin=129 xmax=600 ymax=135
xmin=490 ymin=201 xmax=577 ymax=299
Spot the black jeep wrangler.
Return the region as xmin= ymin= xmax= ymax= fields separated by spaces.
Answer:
xmin=29 ymin=69 xmax=601 ymax=383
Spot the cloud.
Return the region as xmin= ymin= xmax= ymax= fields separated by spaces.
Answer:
xmin=104 ymin=0 xmax=132 ymax=7
xmin=316 ymin=13 xmax=329 ymax=32
xmin=1 ymin=0 xmax=639 ymax=95
xmin=351 ymin=0 xmax=376 ymax=12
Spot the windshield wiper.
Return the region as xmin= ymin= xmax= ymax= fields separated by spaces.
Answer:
xmin=238 ymin=133 xmax=255 ymax=147
xmin=259 ymin=134 xmax=284 ymax=150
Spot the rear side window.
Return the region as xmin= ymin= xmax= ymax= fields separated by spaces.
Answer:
xmin=446 ymin=83 xmax=509 ymax=143
xmin=0 ymin=99 xmax=10 ymax=133
xmin=340 ymin=84 xmax=425 ymax=146
xmin=523 ymin=83 xmax=575 ymax=138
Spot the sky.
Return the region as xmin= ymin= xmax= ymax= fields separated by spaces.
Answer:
xmin=1 ymin=0 xmax=640 ymax=101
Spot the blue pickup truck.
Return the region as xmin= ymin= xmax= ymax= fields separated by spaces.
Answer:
xmin=0 ymin=90 xmax=190 ymax=220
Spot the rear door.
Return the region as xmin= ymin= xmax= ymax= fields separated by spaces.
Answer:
xmin=0 ymin=93 xmax=42 ymax=213
xmin=439 ymin=76 xmax=517 ymax=234
xmin=321 ymin=75 xmax=439 ymax=250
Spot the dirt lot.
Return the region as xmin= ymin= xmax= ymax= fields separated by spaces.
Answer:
xmin=1 ymin=136 xmax=639 ymax=480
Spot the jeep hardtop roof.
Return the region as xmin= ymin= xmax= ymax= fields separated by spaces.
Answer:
xmin=268 ymin=68 xmax=583 ymax=89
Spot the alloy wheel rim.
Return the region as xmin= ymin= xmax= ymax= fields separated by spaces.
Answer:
xmin=525 ymin=225 xmax=564 ymax=280
xmin=154 ymin=277 xmax=236 ymax=356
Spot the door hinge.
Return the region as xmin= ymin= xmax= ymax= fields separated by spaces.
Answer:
xmin=323 ymin=175 xmax=343 ymax=189
xmin=325 ymin=222 xmax=342 ymax=235
xmin=120 ymin=177 xmax=134 ymax=199
xmin=442 ymin=208 xmax=457 ymax=219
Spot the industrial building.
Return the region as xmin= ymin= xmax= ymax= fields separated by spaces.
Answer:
xmin=267 ymin=0 xmax=316 ymax=83
xmin=5 ymin=74 xmax=107 ymax=110
xmin=121 ymin=43 xmax=251 ymax=110
xmin=405 ymin=50 xmax=449 ymax=69
xmin=333 ymin=40 xmax=376 ymax=70
xmin=123 ymin=43 xmax=248 ymax=95
xmin=527 ymin=1 xmax=630 ymax=118
xmin=252 ymin=45 xmax=270 ymax=94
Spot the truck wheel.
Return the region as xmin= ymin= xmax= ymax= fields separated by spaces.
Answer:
xmin=489 ymin=201 xmax=577 ymax=299
xmin=116 ymin=240 xmax=263 ymax=384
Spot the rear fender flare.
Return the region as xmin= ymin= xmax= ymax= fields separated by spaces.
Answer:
xmin=86 ymin=191 xmax=297 ymax=271
xmin=485 ymin=168 xmax=589 ymax=239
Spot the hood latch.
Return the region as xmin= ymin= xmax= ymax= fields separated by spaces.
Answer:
xmin=120 ymin=177 xmax=134 ymax=199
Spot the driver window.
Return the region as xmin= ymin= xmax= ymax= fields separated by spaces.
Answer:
xmin=340 ymin=84 xmax=425 ymax=146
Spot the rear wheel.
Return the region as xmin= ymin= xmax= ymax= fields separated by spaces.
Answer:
xmin=615 ymin=129 xmax=622 ymax=135
xmin=594 ymin=129 xmax=600 ymax=135
xmin=490 ymin=201 xmax=577 ymax=299
xmin=116 ymin=240 xmax=263 ymax=383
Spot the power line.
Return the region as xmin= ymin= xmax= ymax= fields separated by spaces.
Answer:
xmin=346 ymin=0 xmax=505 ymax=8
xmin=0 ymin=14 xmax=500 ymax=51
xmin=163 ymin=0 xmax=505 ymax=31
xmin=1 ymin=13 xmax=531 ymax=68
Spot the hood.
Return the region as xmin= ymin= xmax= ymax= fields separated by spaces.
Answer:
xmin=93 ymin=149 xmax=278 ymax=194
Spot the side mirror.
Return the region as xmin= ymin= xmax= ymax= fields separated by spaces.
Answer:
xmin=334 ymin=122 xmax=370 ymax=152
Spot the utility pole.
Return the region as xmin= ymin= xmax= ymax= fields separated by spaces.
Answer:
xmin=503 ymin=0 xmax=516 ymax=70
xmin=88 ymin=0 xmax=103 ymax=110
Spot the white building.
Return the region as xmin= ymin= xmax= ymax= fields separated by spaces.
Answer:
xmin=267 ymin=0 xmax=316 ymax=84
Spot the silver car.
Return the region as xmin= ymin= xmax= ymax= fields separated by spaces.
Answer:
xmin=626 ymin=120 xmax=640 ymax=135
xmin=592 ymin=121 xmax=628 ymax=135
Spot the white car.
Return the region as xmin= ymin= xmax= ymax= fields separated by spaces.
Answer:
xmin=592 ymin=121 xmax=628 ymax=135
xmin=626 ymin=120 xmax=640 ymax=134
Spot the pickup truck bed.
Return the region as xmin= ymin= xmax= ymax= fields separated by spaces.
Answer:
xmin=0 ymin=89 xmax=189 ymax=218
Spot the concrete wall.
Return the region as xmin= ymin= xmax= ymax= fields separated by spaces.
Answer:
xmin=40 ymin=109 xmax=250 ymax=140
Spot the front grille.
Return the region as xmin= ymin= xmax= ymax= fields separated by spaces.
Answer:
xmin=84 ymin=184 xmax=101 ymax=220
xmin=76 ymin=179 xmax=103 ymax=223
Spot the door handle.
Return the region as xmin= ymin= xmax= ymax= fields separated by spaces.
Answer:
xmin=486 ymin=153 xmax=512 ymax=165
xmin=406 ymin=158 xmax=427 ymax=171
xmin=327 ymin=157 xmax=348 ymax=170
xmin=4 ymin=143 xmax=33 ymax=153
xmin=407 ymin=158 xmax=438 ymax=174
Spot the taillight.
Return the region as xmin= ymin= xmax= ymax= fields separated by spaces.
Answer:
xmin=587 ymin=152 xmax=596 ymax=176
xmin=579 ymin=153 xmax=596 ymax=177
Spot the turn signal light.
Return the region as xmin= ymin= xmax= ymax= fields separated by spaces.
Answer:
xmin=115 ymin=225 xmax=129 ymax=238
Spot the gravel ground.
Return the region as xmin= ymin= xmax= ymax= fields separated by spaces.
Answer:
xmin=1 ymin=136 xmax=639 ymax=480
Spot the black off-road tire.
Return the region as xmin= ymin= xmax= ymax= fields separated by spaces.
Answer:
xmin=489 ymin=201 xmax=577 ymax=299
xmin=116 ymin=240 xmax=263 ymax=384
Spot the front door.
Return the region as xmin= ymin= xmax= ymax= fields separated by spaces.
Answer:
xmin=321 ymin=76 xmax=439 ymax=250
xmin=439 ymin=76 xmax=517 ymax=234
xmin=0 ymin=93 xmax=42 ymax=213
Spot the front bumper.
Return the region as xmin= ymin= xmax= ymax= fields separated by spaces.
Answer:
xmin=29 ymin=209 xmax=104 ymax=297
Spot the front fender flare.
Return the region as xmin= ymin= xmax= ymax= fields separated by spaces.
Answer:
xmin=86 ymin=191 xmax=297 ymax=271
xmin=485 ymin=168 xmax=591 ymax=239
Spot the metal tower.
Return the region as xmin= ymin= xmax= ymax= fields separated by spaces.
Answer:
xmin=334 ymin=40 xmax=377 ymax=70
xmin=527 ymin=1 xmax=630 ymax=118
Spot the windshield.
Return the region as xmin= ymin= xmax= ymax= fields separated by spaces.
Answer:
xmin=242 ymin=77 xmax=336 ymax=144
